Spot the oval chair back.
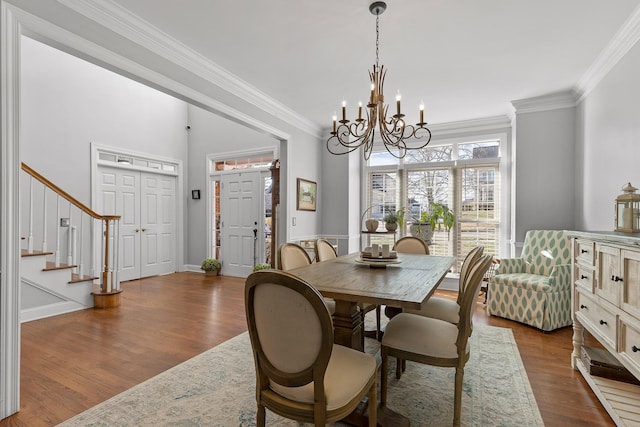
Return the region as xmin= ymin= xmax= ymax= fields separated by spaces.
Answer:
xmin=394 ymin=236 xmax=429 ymax=254
xmin=278 ymin=243 xmax=312 ymax=271
xmin=315 ymin=239 xmax=337 ymax=262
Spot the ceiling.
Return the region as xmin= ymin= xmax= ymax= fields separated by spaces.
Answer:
xmin=110 ymin=0 xmax=640 ymax=129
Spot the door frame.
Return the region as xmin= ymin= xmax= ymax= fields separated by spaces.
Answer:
xmin=206 ymin=147 xmax=278 ymax=268
xmin=91 ymin=143 xmax=184 ymax=281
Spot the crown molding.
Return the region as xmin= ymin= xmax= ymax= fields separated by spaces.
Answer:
xmin=57 ymin=0 xmax=322 ymax=138
xmin=429 ymin=115 xmax=512 ymax=136
xmin=575 ymin=3 xmax=640 ymax=101
xmin=511 ymin=90 xmax=578 ymax=115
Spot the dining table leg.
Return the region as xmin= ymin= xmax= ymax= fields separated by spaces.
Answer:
xmin=332 ymin=300 xmax=364 ymax=352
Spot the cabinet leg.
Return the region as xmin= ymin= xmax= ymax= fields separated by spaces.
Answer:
xmin=571 ymin=318 xmax=584 ymax=370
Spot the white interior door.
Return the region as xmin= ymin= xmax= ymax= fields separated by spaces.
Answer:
xmin=98 ymin=166 xmax=176 ymax=281
xmin=220 ymin=171 xmax=261 ymax=277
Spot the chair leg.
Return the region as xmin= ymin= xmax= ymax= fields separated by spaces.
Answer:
xmin=368 ymin=379 xmax=377 ymax=427
xmin=396 ymin=357 xmax=402 ymax=379
xmin=257 ymin=404 xmax=266 ymax=427
xmin=375 ymin=305 xmax=382 ymax=340
xmin=453 ymin=366 xmax=464 ymax=427
xmin=381 ymin=347 xmax=388 ymax=405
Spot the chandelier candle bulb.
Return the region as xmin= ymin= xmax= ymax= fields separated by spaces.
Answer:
xmin=358 ymin=102 xmax=363 ymax=121
xmin=332 ymin=113 xmax=337 ymax=133
xmin=396 ymin=90 xmax=401 ymax=116
xmin=341 ymin=101 xmax=347 ymax=122
xmin=419 ymin=101 xmax=424 ymax=124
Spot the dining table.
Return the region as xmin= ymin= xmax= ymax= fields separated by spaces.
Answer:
xmin=289 ymin=251 xmax=455 ymax=352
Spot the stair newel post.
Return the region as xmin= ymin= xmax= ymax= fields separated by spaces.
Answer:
xmin=114 ymin=218 xmax=120 ymax=291
xmin=102 ymin=217 xmax=111 ymax=293
xmin=28 ymin=175 xmax=34 ymax=253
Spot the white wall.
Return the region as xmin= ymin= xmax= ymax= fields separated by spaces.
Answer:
xmin=576 ymin=40 xmax=640 ymax=231
xmin=20 ymin=36 xmax=189 ymax=203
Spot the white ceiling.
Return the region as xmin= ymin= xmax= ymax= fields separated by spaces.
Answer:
xmin=110 ymin=0 xmax=640 ymax=128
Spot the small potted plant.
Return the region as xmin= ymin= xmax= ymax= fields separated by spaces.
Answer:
xmin=383 ymin=210 xmax=400 ymax=232
xmin=253 ymin=263 xmax=271 ymax=272
xmin=201 ymin=258 xmax=221 ymax=276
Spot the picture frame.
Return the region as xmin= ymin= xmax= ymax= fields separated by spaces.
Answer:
xmin=191 ymin=190 xmax=201 ymax=200
xmin=296 ymin=178 xmax=317 ymax=211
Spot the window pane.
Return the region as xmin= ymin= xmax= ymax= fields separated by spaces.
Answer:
xmin=458 ymin=140 xmax=499 ymax=160
xmin=407 ymin=169 xmax=450 ymax=219
xmin=460 ymin=166 xmax=498 ymax=220
xmin=368 ymin=151 xmax=399 ymax=166
xmin=368 ymin=172 xmax=397 ymax=224
xmin=404 ymin=145 xmax=452 ymax=163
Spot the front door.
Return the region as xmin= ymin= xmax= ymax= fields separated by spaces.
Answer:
xmin=220 ymin=171 xmax=261 ymax=277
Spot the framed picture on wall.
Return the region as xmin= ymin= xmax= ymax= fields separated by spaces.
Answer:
xmin=296 ymin=178 xmax=317 ymax=211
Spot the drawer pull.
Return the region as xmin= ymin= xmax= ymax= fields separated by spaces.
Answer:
xmin=580 ymin=275 xmax=588 ymax=279
xmin=580 ymin=304 xmax=588 ymax=309
xmin=599 ymin=320 xmax=607 ymax=326
xmin=615 ymin=276 xmax=623 ymax=282
xmin=633 ymin=346 xmax=640 ymax=353
xmin=581 ymin=249 xmax=588 ymax=254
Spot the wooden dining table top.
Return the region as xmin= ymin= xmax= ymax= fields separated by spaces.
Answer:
xmin=289 ymin=252 xmax=455 ymax=311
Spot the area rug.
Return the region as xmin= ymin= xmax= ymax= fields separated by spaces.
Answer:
xmin=59 ymin=324 xmax=543 ymax=426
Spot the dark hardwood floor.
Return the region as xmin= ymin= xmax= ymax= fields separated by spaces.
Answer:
xmin=1 ymin=272 xmax=613 ymax=426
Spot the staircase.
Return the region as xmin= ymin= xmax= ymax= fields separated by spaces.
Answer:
xmin=20 ymin=163 xmax=121 ymax=322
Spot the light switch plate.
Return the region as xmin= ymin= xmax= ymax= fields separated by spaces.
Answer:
xmin=60 ymin=218 xmax=70 ymax=227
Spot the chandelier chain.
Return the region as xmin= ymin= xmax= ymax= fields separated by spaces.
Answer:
xmin=375 ymin=15 xmax=379 ymax=68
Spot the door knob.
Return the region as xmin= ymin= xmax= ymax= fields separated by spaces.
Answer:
xmin=141 ymin=228 xmax=147 ymax=232
xmin=134 ymin=228 xmax=140 ymax=232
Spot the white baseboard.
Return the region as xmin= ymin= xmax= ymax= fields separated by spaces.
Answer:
xmin=183 ymin=264 xmax=204 ymax=273
xmin=21 ymin=301 xmax=87 ymax=323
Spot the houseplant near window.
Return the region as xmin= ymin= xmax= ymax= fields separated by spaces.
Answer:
xmin=201 ymin=258 xmax=221 ymax=276
xmin=252 ymin=263 xmax=271 ymax=272
xmin=410 ymin=202 xmax=455 ymax=244
xmin=383 ymin=210 xmax=401 ymax=232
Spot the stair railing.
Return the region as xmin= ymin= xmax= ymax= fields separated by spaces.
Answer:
xmin=21 ymin=162 xmax=121 ymax=294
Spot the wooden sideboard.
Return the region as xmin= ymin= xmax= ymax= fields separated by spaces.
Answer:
xmin=569 ymin=231 xmax=640 ymax=426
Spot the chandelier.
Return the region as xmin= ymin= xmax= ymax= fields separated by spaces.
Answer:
xmin=327 ymin=1 xmax=432 ymax=160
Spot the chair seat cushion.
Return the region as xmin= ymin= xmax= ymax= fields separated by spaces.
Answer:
xmin=270 ymin=344 xmax=376 ymax=411
xmin=492 ymin=273 xmax=550 ymax=292
xmin=405 ymin=296 xmax=459 ymax=324
xmin=382 ymin=313 xmax=467 ymax=360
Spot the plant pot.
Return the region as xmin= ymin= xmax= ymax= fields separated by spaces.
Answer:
xmin=410 ymin=223 xmax=433 ymax=245
xmin=205 ymin=270 xmax=218 ymax=276
xmin=385 ymin=223 xmax=398 ymax=232
xmin=365 ymin=219 xmax=379 ymax=232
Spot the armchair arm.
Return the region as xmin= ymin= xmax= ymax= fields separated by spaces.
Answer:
xmin=548 ymin=264 xmax=571 ymax=289
xmin=495 ymin=258 xmax=526 ymax=275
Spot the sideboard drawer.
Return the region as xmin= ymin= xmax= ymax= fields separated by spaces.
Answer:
xmin=575 ymin=265 xmax=594 ymax=293
xmin=576 ymin=239 xmax=595 ymax=266
xmin=619 ymin=316 xmax=640 ymax=378
xmin=576 ymin=291 xmax=617 ymax=349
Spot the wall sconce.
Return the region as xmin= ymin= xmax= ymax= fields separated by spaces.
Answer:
xmin=191 ymin=190 xmax=201 ymax=200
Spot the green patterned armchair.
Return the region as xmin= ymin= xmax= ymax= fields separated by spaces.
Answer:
xmin=487 ymin=230 xmax=571 ymax=331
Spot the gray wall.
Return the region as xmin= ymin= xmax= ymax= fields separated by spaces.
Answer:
xmin=513 ymin=106 xmax=576 ymax=245
xmin=576 ymin=40 xmax=640 ymax=231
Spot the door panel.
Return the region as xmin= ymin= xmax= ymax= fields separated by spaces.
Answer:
xmin=221 ymin=171 xmax=260 ymax=277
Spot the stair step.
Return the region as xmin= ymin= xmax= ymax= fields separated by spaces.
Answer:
xmin=44 ymin=261 xmax=77 ymax=271
xmin=69 ymin=273 xmax=98 ymax=284
xmin=21 ymin=249 xmax=54 ymax=257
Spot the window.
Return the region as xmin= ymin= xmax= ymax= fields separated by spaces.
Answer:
xmin=365 ymin=137 xmax=505 ymax=273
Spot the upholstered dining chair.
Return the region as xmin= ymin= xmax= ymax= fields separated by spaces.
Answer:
xmin=245 ymin=270 xmax=377 ymax=427
xmin=404 ymin=246 xmax=484 ymax=325
xmin=278 ymin=242 xmax=335 ymax=315
xmin=314 ymin=238 xmax=337 ymax=262
xmin=278 ymin=242 xmax=312 ymax=270
xmin=380 ymin=254 xmax=493 ymax=427
xmin=393 ymin=236 xmax=430 ymax=254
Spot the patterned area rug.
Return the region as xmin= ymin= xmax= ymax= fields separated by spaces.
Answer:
xmin=59 ymin=324 xmax=543 ymax=426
